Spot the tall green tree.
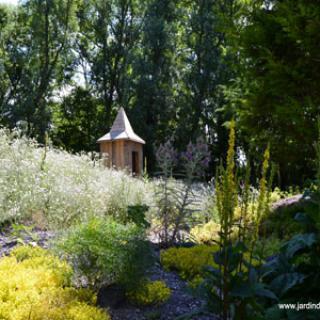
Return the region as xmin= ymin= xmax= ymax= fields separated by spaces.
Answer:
xmin=76 ymin=0 xmax=144 ymax=129
xmin=129 ymin=0 xmax=181 ymax=172
xmin=228 ymin=0 xmax=320 ymax=186
xmin=0 ymin=4 xmax=19 ymax=126
xmin=0 ymin=0 xmax=78 ymax=141
xmin=51 ymin=87 xmax=104 ymax=152
xmin=175 ymin=0 xmax=235 ymax=165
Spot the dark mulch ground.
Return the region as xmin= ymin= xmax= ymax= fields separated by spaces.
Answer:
xmin=0 ymin=227 xmax=216 ymax=320
xmin=106 ymin=259 xmax=216 ymax=320
xmin=0 ymin=226 xmax=54 ymax=256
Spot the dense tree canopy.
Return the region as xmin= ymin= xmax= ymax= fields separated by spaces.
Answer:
xmin=228 ymin=0 xmax=320 ymax=186
xmin=0 ymin=0 xmax=319 ymax=186
xmin=0 ymin=0 xmax=78 ymax=140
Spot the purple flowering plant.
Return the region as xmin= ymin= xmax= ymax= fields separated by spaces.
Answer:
xmin=181 ymin=137 xmax=210 ymax=179
xmin=156 ymin=137 xmax=210 ymax=179
xmin=155 ymin=137 xmax=210 ymax=245
xmin=155 ymin=139 xmax=178 ymax=177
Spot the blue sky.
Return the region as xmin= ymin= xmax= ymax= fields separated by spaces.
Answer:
xmin=0 ymin=0 xmax=18 ymax=5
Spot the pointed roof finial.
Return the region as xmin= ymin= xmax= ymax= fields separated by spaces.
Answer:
xmin=97 ymin=107 xmax=145 ymax=144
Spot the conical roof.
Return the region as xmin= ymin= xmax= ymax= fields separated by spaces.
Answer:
xmin=97 ymin=108 xmax=145 ymax=144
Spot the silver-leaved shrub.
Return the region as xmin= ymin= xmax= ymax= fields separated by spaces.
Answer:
xmin=0 ymin=128 xmax=153 ymax=229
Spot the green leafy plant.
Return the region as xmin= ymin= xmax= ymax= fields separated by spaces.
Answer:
xmin=126 ymin=205 xmax=150 ymax=228
xmin=55 ymin=217 xmax=153 ymax=291
xmin=261 ymin=217 xmax=320 ymax=320
xmin=11 ymin=223 xmax=40 ymax=245
xmin=260 ymin=126 xmax=320 ymax=320
xmin=253 ymin=236 xmax=283 ymax=261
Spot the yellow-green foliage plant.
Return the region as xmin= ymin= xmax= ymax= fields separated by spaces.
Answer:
xmin=0 ymin=245 xmax=110 ymax=320
xmin=190 ymin=220 xmax=240 ymax=244
xmin=190 ymin=220 xmax=221 ymax=244
xmin=160 ymin=244 xmax=257 ymax=285
xmin=215 ymin=120 xmax=238 ymax=246
xmin=203 ymin=121 xmax=274 ymax=320
xmin=128 ymin=280 xmax=171 ymax=306
xmin=161 ymin=245 xmax=218 ymax=280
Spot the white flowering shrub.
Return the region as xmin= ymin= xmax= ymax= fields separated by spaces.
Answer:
xmin=0 ymin=128 xmax=153 ymax=229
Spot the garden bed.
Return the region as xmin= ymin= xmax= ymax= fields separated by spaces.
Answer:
xmin=107 ymin=260 xmax=215 ymax=320
xmin=0 ymin=226 xmax=216 ymax=320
